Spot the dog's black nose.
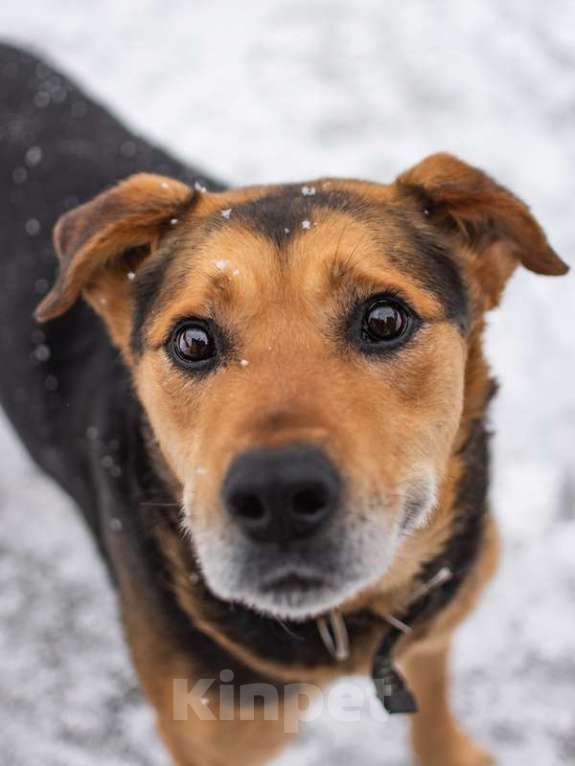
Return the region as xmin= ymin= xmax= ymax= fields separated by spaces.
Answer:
xmin=222 ymin=445 xmax=341 ymax=544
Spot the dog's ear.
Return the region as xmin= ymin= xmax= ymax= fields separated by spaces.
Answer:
xmin=395 ymin=153 xmax=568 ymax=308
xmin=35 ymin=173 xmax=194 ymax=344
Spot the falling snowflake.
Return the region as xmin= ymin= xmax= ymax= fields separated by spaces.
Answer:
xmin=12 ymin=167 xmax=27 ymax=184
xmin=33 ymin=344 xmax=51 ymax=362
xmin=25 ymin=219 xmax=41 ymax=236
xmin=34 ymin=91 xmax=51 ymax=108
xmin=25 ymin=146 xmax=43 ymax=167
xmin=44 ymin=375 xmax=59 ymax=392
xmin=109 ymin=518 xmax=123 ymax=532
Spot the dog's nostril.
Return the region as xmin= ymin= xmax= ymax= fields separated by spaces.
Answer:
xmin=229 ymin=493 xmax=267 ymax=525
xmin=291 ymin=484 xmax=329 ymax=518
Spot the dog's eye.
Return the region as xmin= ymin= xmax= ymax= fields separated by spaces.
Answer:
xmin=170 ymin=322 xmax=217 ymax=368
xmin=359 ymin=297 xmax=414 ymax=349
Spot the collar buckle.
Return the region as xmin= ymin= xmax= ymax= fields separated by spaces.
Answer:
xmin=316 ymin=610 xmax=350 ymax=662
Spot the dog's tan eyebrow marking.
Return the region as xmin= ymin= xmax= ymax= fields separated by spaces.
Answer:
xmin=320 ymin=259 xmax=445 ymax=328
xmin=131 ymin=223 xmax=230 ymax=355
xmin=319 ymin=220 xmax=468 ymax=328
xmin=387 ymin=224 xmax=470 ymax=332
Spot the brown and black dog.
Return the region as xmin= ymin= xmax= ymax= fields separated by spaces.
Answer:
xmin=0 ymin=44 xmax=569 ymax=766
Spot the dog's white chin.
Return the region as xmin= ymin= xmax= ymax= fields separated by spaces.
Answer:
xmin=210 ymin=578 xmax=367 ymax=622
xmin=196 ymin=539 xmax=399 ymax=621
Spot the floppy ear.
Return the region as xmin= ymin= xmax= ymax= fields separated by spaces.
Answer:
xmin=35 ymin=173 xmax=194 ymax=344
xmin=396 ymin=153 xmax=568 ymax=308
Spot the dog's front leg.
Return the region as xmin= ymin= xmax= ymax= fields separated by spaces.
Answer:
xmin=156 ymin=692 xmax=304 ymax=766
xmin=153 ymin=671 xmax=302 ymax=766
xmin=122 ymin=616 xmax=302 ymax=766
xmin=400 ymin=638 xmax=494 ymax=766
xmin=398 ymin=516 xmax=499 ymax=766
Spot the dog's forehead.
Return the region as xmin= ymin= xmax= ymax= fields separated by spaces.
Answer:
xmin=193 ymin=180 xmax=465 ymax=296
xmin=185 ymin=180 xmax=460 ymax=293
xmin=201 ymin=180 xmax=388 ymax=243
xmin=132 ymin=180 xmax=469 ymax=352
xmin=193 ymin=184 xmax=400 ymax=284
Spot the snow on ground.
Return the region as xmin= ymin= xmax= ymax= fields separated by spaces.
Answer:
xmin=1 ymin=1 xmax=574 ymax=764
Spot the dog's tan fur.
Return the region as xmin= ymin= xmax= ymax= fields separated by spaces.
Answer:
xmin=37 ymin=154 xmax=568 ymax=766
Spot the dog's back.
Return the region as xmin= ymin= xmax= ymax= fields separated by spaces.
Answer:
xmin=0 ymin=42 xmax=218 ymax=536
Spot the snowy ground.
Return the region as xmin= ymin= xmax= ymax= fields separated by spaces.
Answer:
xmin=1 ymin=2 xmax=574 ymax=764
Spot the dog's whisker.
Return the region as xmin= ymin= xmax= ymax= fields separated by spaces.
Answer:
xmin=140 ymin=501 xmax=182 ymax=508
xmin=274 ymin=619 xmax=305 ymax=641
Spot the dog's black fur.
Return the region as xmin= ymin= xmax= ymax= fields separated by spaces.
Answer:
xmin=0 ymin=42 xmax=217 ymax=536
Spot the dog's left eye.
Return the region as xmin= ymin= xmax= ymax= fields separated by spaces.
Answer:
xmin=169 ymin=321 xmax=218 ymax=369
xmin=363 ymin=300 xmax=409 ymax=342
xmin=353 ymin=296 xmax=416 ymax=352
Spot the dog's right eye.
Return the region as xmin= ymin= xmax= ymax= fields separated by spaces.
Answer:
xmin=169 ymin=321 xmax=218 ymax=370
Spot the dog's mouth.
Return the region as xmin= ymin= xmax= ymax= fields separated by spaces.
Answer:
xmin=241 ymin=566 xmax=346 ymax=620
xmin=260 ymin=572 xmax=327 ymax=596
xmin=193 ymin=533 xmax=388 ymax=621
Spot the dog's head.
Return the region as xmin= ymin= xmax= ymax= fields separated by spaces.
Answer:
xmin=37 ymin=154 xmax=568 ymax=620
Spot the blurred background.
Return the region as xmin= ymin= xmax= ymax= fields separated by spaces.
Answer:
xmin=0 ymin=1 xmax=573 ymax=764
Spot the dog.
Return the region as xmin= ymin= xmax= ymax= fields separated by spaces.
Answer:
xmin=0 ymin=43 xmax=568 ymax=766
